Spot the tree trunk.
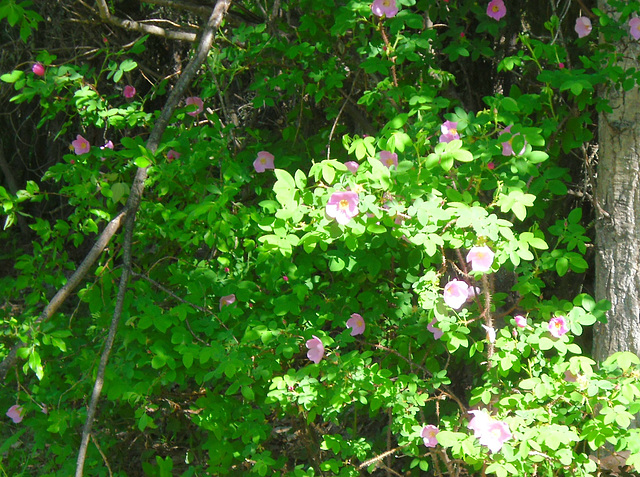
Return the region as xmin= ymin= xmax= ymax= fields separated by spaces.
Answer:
xmin=594 ymin=3 xmax=640 ymax=363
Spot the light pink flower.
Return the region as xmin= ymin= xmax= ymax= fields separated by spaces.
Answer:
xmin=6 ymin=405 xmax=24 ymax=424
xmin=123 ymin=85 xmax=136 ymax=99
xmin=72 ymin=135 xmax=90 ymax=155
xmin=371 ymin=0 xmax=398 ymax=18
xmin=346 ymin=313 xmax=366 ymax=336
xmin=564 ymin=370 xmax=578 ymax=383
xmin=486 ymin=0 xmax=506 ymax=20
xmin=421 ymin=425 xmax=439 ymax=448
xmin=253 ymin=151 xmax=275 ymax=173
xmin=379 ymin=151 xmax=398 ymax=169
xmin=466 ymin=286 xmax=481 ymax=302
xmin=427 ymin=318 xmax=443 ymax=339
xmin=345 ymin=161 xmax=359 ymax=174
xmin=185 ymin=96 xmax=204 ymax=116
xmin=548 ymin=316 xmax=568 ymax=338
xmin=499 ymin=126 xmax=526 ymax=156
xmin=219 ymin=294 xmax=236 ymax=310
xmin=630 ymin=18 xmax=640 ymax=40
xmin=306 ymin=335 xmax=325 ymax=364
xmin=468 ymin=409 xmax=492 ymax=436
xmin=32 ymin=63 xmax=45 ymax=77
xmin=478 ymin=420 xmax=512 ymax=453
xmin=439 ymin=120 xmax=460 ymax=143
xmin=443 ymin=279 xmax=470 ymax=310
xmin=326 ymin=191 xmax=359 ymax=225
xmin=482 ymin=324 xmax=496 ymax=343
xmin=468 ymin=409 xmax=512 ymax=454
xmin=167 ymin=150 xmax=181 ymax=162
xmin=575 ymin=16 xmax=592 ymax=38
xmin=466 ymin=246 xmax=494 ymax=272
xmin=101 ymin=140 xmax=114 ymax=150
xmin=514 ymin=315 xmax=527 ymax=328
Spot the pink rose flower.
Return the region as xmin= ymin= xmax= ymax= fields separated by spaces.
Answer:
xmin=421 ymin=425 xmax=439 ymax=448
xmin=32 ymin=63 xmax=45 ymax=77
xmin=575 ymin=16 xmax=592 ymax=38
xmin=326 ymin=191 xmax=359 ymax=225
xmin=466 ymin=246 xmax=495 ymax=272
xmin=219 ymin=294 xmax=236 ymax=310
xmin=499 ymin=126 xmax=526 ymax=156
xmin=345 ymin=161 xmax=359 ymax=174
xmin=379 ymin=151 xmax=398 ymax=169
xmin=346 ymin=313 xmax=366 ymax=336
xmin=71 ymin=135 xmax=90 ymax=155
xmin=253 ymin=151 xmax=275 ymax=173
xmin=371 ymin=0 xmax=398 ymax=18
xmin=101 ymin=140 xmax=114 ymax=150
xmin=478 ymin=420 xmax=512 ymax=453
xmin=630 ymin=18 xmax=640 ymax=40
xmin=443 ymin=279 xmax=470 ymax=310
xmin=439 ymin=120 xmax=460 ymax=143
xmin=548 ymin=316 xmax=568 ymax=338
xmin=185 ymin=96 xmax=204 ymax=116
xmin=306 ymin=335 xmax=325 ymax=364
xmin=427 ymin=318 xmax=443 ymax=339
xmin=486 ymin=0 xmax=506 ymax=20
xmin=468 ymin=409 xmax=512 ymax=454
xmin=167 ymin=150 xmax=181 ymax=162
xmin=6 ymin=404 xmax=24 ymax=424
xmin=123 ymin=85 xmax=136 ymax=98
xmin=514 ymin=315 xmax=527 ymax=328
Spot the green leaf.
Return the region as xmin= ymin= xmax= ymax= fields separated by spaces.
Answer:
xmin=134 ymin=156 xmax=151 ymax=168
xmin=0 ymin=69 xmax=24 ymax=83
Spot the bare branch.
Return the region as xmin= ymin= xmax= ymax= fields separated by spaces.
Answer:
xmin=95 ymin=0 xmax=197 ymax=42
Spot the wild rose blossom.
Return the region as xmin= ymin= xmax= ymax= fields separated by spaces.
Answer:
xmin=72 ymin=135 xmax=90 ymax=155
xmin=486 ymin=0 xmax=506 ymax=21
xmin=379 ymin=151 xmax=398 ymax=169
xmin=6 ymin=405 xmax=24 ymax=424
xmin=167 ymin=150 xmax=181 ymax=162
xmin=32 ymin=63 xmax=45 ymax=76
xmin=443 ymin=279 xmax=470 ymax=310
xmin=466 ymin=286 xmax=481 ymax=302
xmin=219 ymin=294 xmax=236 ymax=310
xmin=548 ymin=316 xmax=568 ymax=338
xmin=421 ymin=425 xmax=439 ymax=448
xmin=253 ymin=151 xmax=275 ymax=172
xmin=575 ymin=17 xmax=592 ymax=38
xmin=427 ymin=318 xmax=443 ymax=339
xmin=514 ymin=315 xmax=527 ymax=328
xmin=123 ymin=85 xmax=136 ymax=98
xmin=467 ymin=246 xmax=494 ymax=272
xmin=101 ymin=140 xmax=114 ymax=150
xmin=468 ymin=409 xmax=512 ymax=454
xmin=326 ymin=191 xmax=359 ymax=225
xmin=185 ymin=96 xmax=204 ymax=116
xmin=499 ymin=126 xmax=526 ymax=156
xmin=371 ymin=0 xmax=398 ymax=18
xmin=306 ymin=335 xmax=325 ymax=364
xmin=439 ymin=120 xmax=460 ymax=143
xmin=345 ymin=161 xmax=359 ymax=174
xmin=630 ymin=18 xmax=640 ymax=40
xmin=346 ymin=313 xmax=365 ymax=336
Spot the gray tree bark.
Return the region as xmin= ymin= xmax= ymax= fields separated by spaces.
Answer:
xmin=594 ymin=2 xmax=640 ymax=363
